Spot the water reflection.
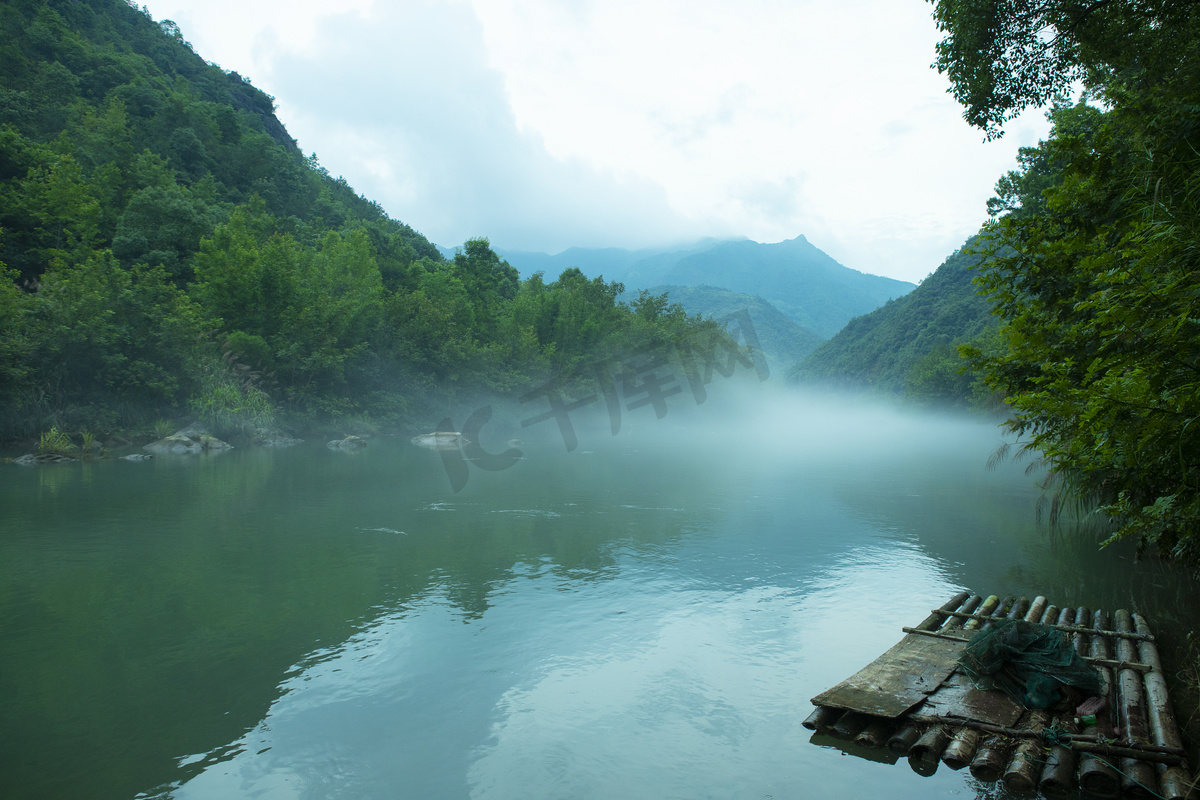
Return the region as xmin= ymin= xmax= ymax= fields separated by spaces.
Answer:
xmin=157 ymin=532 xmax=967 ymax=799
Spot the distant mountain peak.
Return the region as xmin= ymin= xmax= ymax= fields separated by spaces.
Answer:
xmin=497 ymin=236 xmax=914 ymax=339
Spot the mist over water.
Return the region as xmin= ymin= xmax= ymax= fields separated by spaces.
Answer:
xmin=2 ymin=384 xmax=1195 ymax=800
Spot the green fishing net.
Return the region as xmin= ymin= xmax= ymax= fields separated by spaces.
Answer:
xmin=957 ymin=619 xmax=1103 ymax=709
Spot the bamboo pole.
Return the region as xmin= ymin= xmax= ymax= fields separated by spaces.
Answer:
xmin=909 ymin=726 xmax=951 ymax=776
xmin=913 ymin=592 xmax=971 ymax=632
xmin=940 ymin=727 xmax=981 ymax=771
xmin=970 ymin=728 xmax=1017 ymax=782
xmin=1003 ymin=600 xmax=1054 ymax=794
xmin=978 ymin=595 xmax=1016 ymax=632
xmin=855 ymin=718 xmax=894 ymax=749
xmin=1039 ymin=606 xmax=1083 ymax=799
xmin=831 ymin=710 xmax=871 ymax=738
xmin=1115 ymin=609 xmax=1161 ymax=798
xmin=932 ymin=609 xmax=1156 ymax=641
xmin=900 ymin=716 xmax=1185 ymax=762
xmin=969 ymin=597 xmax=1028 ymax=781
xmin=1039 ymin=746 xmax=1076 ymax=798
xmin=886 ymin=723 xmax=923 ymax=756
xmin=1133 ymin=612 xmax=1197 ymax=800
xmin=898 ymin=627 xmax=1153 ymax=671
xmin=802 ymin=705 xmax=841 ymax=731
xmin=1079 ymin=609 xmax=1122 ymax=798
xmin=1022 ymin=595 xmax=1048 ymax=625
xmin=1008 ymin=596 xmax=1031 ymax=624
xmin=961 ymin=595 xmax=1001 ymax=631
xmin=941 ymin=595 xmax=983 ymax=632
xmin=1071 ymin=741 xmax=1186 ymax=765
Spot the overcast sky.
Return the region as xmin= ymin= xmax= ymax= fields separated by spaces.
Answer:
xmin=142 ymin=0 xmax=1050 ymax=283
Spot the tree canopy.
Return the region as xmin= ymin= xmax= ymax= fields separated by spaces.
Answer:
xmin=930 ymin=0 xmax=1200 ymax=139
xmin=932 ymin=0 xmax=1200 ymax=561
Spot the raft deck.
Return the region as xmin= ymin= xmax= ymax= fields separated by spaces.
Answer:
xmin=806 ymin=592 xmax=1197 ymax=799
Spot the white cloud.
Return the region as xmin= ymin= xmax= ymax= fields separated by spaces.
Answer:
xmin=144 ymin=0 xmax=1050 ymax=282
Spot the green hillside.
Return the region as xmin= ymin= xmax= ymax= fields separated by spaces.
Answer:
xmin=646 ymin=285 xmax=825 ymax=375
xmin=787 ymin=237 xmax=997 ymax=405
xmin=0 ymin=0 xmax=732 ymax=442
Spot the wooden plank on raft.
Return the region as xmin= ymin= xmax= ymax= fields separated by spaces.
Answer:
xmin=908 ymin=671 xmax=1024 ymax=727
xmin=811 ymin=630 xmax=965 ymax=718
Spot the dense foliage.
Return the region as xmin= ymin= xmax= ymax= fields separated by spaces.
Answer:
xmin=930 ymin=0 xmax=1200 ymax=140
xmin=787 ymin=239 xmax=998 ymax=407
xmin=0 ymin=0 xmax=730 ymax=441
xmin=934 ymin=0 xmax=1200 ymax=561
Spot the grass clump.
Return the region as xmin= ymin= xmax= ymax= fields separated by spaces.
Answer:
xmin=36 ymin=426 xmax=77 ymax=457
xmin=189 ymin=355 xmax=277 ymax=440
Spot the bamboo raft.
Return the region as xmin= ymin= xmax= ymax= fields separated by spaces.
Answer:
xmin=806 ymin=592 xmax=1197 ymax=799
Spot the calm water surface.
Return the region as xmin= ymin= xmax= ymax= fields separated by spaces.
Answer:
xmin=2 ymin=392 xmax=1196 ymax=800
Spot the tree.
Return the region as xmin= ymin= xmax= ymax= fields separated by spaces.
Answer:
xmin=930 ymin=0 xmax=1200 ymax=139
xmin=933 ymin=0 xmax=1200 ymax=561
xmin=0 ymin=264 xmax=30 ymax=410
xmin=451 ymin=237 xmax=519 ymax=339
xmin=21 ymin=250 xmax=209 ymax=430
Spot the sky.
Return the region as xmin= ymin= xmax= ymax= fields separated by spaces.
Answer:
xmin=141 ymin=0 xmax=1051 ymax=284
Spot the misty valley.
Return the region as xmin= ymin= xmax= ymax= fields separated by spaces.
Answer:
xmin=4 ymin=0 xmax=1200 ymax=798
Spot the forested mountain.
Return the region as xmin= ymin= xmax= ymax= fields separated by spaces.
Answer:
xmin=0 ymin=0 xmax=732 ymax=441
xmin=788 ymin=237 xmax=997 ymax=406
xmin=498 ymin=235 xmax=914 ymax=339
xmin=639 ymin=285 xmax=826 ymax=374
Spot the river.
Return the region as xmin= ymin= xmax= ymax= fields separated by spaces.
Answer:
xmin=2 ymin=387 xmax=1195 ymax=800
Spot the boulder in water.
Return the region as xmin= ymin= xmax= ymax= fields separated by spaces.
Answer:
xmin=327 ymin=435 xmax=368 ymax=451
xmin=410 ymin=431 xmax=465 ymax=450
xmin=12 ymin=453 xmax=79 ymax=465
xmin=145 ymin=423 xmax=233 ymax=454
xmin=252 ymin=428 xmax=303 ymax=448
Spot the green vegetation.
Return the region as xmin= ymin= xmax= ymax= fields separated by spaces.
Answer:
xmin=187 ymin=351 xmax=276 ymax=440
xmin=788 ymin=239 xmax=998 ymax=408
xmin=0 ymin=0 xmax=729 ymax=442
xmin=35 ymin=425 xmax=75 ymax=457
xmin=933 ymin=1 xmax=1200 ymax=562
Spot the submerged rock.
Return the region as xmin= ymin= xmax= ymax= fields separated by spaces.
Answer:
xmin=120 ymin=453 xmax=154 ymax=461
xmin=327 ymin=435 xmax=368 ymax=451
xmin=145 ymin=423 xmax=232 ymax=454
xmin=12 ymin=453 xmax=79 ymax=465
xmin=258 ymin=435 xmax=304 ymax=448
xmin=252 ymin=429 xmax=303 ymax=448
xmin=410 ymin=431 xmax=466 ymax=450
xmin=145 ymin=434 xmax=202 ymax=454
